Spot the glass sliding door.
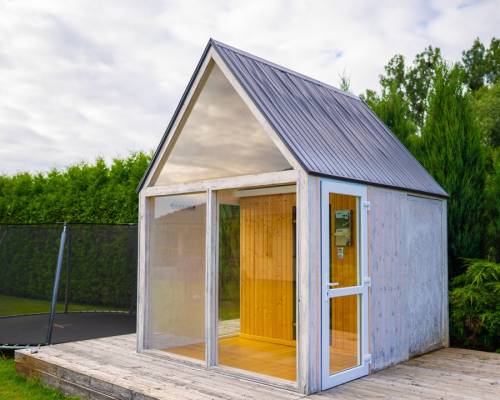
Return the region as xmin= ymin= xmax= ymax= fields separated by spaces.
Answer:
xmin=146 ymin=193 xmax=206 ymax=361
xmin=321 ymin=181 xmax=369 ymax=389
xmin=216 ymin=186 xmax=297 ymax=381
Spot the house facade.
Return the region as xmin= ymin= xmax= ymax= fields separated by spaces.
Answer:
xmin=136 ymin=39 xmax=448 ymax=395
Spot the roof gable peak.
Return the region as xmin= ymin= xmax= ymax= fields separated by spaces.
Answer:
xmin=209 ymin=39 xmax=360 ymax=101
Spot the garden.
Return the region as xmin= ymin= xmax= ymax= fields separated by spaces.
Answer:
xmin=0 ymin=37 xmax=498 ymax=398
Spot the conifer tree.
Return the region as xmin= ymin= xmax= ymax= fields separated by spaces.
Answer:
xmin=418 ymin=65 xmax=486 ymax=275
xmin=362 ymin=83 xmax=417 ymax=149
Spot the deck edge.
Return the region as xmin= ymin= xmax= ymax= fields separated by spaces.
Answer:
xmin=15 ymin=351 xmax=157 ymax=400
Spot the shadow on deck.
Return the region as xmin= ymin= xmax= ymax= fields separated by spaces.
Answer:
xmin=15 ymin=334 xmax=500 ymax=399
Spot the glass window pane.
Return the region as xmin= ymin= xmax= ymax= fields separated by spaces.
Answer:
xmin=151 ymin=63 xmax=292 ymax=186
xmin=329 ymin=193 xmax=359 ymax=288
xmin=146 ymin=193 xmax=206 ymax=361
xmin=217 ymin=186 xmax=297 ymax=381
xmin=330 ymin=295 xmax=360 ymax=374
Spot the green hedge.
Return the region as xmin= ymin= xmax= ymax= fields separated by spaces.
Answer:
xmin=0 ymin=152 xmax=150 ymax=224
xmin=0 ymin=152 xmax=147 ymax=311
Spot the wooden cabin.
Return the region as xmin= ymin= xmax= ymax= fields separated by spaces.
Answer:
xmin=136 ymin=39 xmax=448 ymax=395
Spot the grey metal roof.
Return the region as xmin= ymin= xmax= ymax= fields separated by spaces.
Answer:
xmin=139 ymin=39 xmax=447 ymax=198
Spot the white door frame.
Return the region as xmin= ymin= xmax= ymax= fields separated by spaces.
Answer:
xmin=320 ymin=179 xmax=370 ymax=390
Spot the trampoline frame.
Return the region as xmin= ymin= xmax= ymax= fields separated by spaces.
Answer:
xmin=0 ymin=311 xmax=136 ymax=349
xmin=0 ymin=222 xmax=137 ymax=349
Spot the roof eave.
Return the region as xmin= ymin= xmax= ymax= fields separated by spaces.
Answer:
xmin=308 ymin=171 xmax=449 ymax=199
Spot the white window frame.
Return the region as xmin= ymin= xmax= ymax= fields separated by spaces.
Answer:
xmin=137 ymin=170 xmax=300 ymax=392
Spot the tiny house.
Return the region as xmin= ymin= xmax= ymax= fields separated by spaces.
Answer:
xmin=136 ymin=39 xmax=448 ymax=395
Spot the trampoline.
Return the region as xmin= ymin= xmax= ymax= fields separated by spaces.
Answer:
xmin=0 ymin=312 xmax=136 ymax=348
xmin=0 ymin=223 xmax=138 ymax=349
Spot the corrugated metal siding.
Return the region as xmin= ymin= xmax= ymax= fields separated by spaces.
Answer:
xmin=212 ymin=40 xmax=447 ymax=197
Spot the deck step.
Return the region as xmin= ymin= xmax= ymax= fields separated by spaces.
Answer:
xmin=15 ymin=351 xmax=154 ymax=400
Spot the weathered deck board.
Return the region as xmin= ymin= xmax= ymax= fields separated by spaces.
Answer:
xmin=15 ymin=334 xmax=500 ymax=399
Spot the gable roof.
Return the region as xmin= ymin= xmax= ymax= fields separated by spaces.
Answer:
xmin=139 ymin=39 xmax=447 ymax=198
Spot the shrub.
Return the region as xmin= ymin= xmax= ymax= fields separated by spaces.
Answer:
xmin=449 ymin=258 xmax=500 ymax=352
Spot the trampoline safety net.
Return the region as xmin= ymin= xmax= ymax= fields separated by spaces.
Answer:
xmin=0 ymin=223 xmax=137 ymax=348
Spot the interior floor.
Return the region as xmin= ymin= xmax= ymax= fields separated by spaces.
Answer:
xmin=164 ymin=335 xmax=358 ymax=382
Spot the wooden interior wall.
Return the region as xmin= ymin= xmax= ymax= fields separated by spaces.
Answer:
xmin=329 ymin=193 xmax=358 ymax=358
xmin=240 ymin=193 xmax=296 ymax=344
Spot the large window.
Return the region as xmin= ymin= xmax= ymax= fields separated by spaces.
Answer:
xmin=146 ymin=193 xmax=206 ymax=360
xmin=217 ymin=186 xmax=297 ymax=381
xmin=145 ymin=185 xmax=298 ymax=378
xmin=151 ymin=63 xmax=292 ymax=186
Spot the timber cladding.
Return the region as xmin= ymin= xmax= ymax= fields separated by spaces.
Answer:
xmin=239 ymin=193 xmax=296 ymax=345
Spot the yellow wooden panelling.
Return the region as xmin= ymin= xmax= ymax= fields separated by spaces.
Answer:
xmin=240 ymin=193 xmax=296 ymax=343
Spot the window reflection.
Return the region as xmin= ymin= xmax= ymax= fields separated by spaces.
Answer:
xmin=147 ymin=193 xmax=206 ymax=361
xmin=152 ymin=63 xmax=292 ymax=186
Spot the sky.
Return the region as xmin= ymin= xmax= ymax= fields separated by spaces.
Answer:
xmin=0 ymin=0 xmax=499 ymax=175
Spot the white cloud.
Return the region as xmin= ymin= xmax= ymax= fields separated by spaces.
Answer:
xmin=0 ymin=0 xmax=498 ymax=174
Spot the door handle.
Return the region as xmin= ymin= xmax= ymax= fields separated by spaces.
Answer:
xmin=327 ymin=282 xmax=340 ymax=288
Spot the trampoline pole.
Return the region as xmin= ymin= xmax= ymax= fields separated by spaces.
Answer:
xmin=46 ymin=222 xmax=68 ymax=345
xmin=63 ymin=226 xmax=71 ymax=314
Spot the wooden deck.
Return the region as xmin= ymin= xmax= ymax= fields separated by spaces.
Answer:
xmin=15 ymin=334 xmax=500 ymax=400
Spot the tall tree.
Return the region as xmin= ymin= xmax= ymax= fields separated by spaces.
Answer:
xmin=338 ymin=69 xmax=352 ymax=93
xmin=461 ymin=38 xmax=488 ymax=91
xmin=461 ymin=37 xmax=500 ymax=91
xmin=379 ymin=46 xmax=444 ymax=128
xmin=484 ymin=149 xmax=500 ymax=261
xmin=362 ymin=83 xmax=416 ymax=148
xmin=471 ymin=81 xmax=500 ymax=260
xmin=472 ymin=81 xmax=500 ymax=148
xmin=418 ymin=65 xmax=486 ymax=275
xmin=485 ymin=38 xmax=500 ymax=85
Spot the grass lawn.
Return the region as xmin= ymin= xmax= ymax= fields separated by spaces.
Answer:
xmin=0 ymin=294 xmax=124 ymax=317
xmin=0 ymin=357 xmax=77 ymax=400
xmin=219 ymin=299 xmax=240 ymax=321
